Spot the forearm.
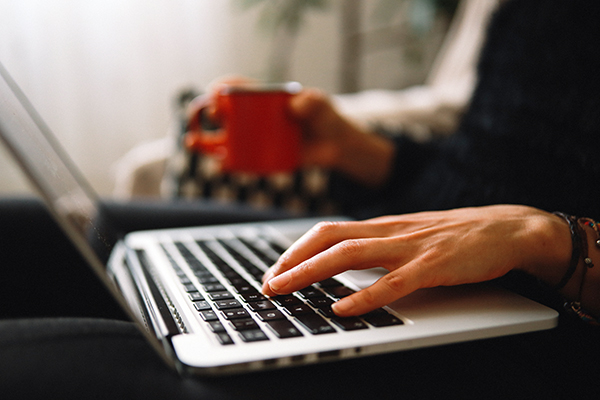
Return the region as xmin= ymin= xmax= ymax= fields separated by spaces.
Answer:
xmin=334 ymin=123 xmax=396 ymax=188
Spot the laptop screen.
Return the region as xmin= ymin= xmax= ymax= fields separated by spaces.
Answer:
xmin=0 ymin=61 xmax=117 ymax=265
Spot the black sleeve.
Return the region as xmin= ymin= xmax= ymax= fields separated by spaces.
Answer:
xmin=329 ymin=0 xmax=600 ymax=221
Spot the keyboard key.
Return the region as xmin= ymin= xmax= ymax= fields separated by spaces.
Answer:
xmin=362 ymin=310 xmax=404 ymax=327
xmin=214 ymin=299 xmax=242 ymax=310
xmin=330 ymin=317 xmax=368 ymax=331
xmin=188 ymin=292 xmax=205 ymax=302
xmin=307 ymin=297 xmax=334 ymax=315
xmin=230 ymin=318 xmax=260 ymax=331
xmin=232 ymin=283 xmax=259 ymax=295
xmin=195 ymin=275 xmax=220 ymax=284
xmin=193 ymin=300 xmax=212 ymax=311
xmin=207 ymin=321 xmax=226 ymax=333
xmin=272 ymin=295 xmax=302 ymax=307
xmin=297 ymin=287 xmax=325 ymax=299
xmin=324 ymin=286 xmax=356 ymax=299
xmin=208 ymin=291 xmax=235 ymax=301
xmin=179 ymin=276 xmax=192 ymax=285
xmin=295 ymin=314 xmax=336 ymax=335
xmin=241 ymin=293 xmax=267 ymax=302
xmin=199 ymin=310 xmax=218 ymax=321
xmin=283 ymin=303 xmax=314 ymax=316
xmin=256 ymin=309 xmax=286 ymax=321
xmin=318 ymin=278 xmax=342 ymax=287
xmin=247 ymin=300 xmax=276 ymax=312
xmin=265 ymin=319 xmax=304 ymax=339
xmin=215 ymin=332 xmax=234 ymax=345
xmin=221 ymin=308 xmax=251 ymax=320
xmin=184 ymin=283 xmax=198 ymax=293
xmin=239 ymin=329 xmax=269 ymax=342
xmin=203 ymin=283 xmax=226 ymax=292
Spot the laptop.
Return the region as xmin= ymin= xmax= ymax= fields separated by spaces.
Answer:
xmin=0 ymin=61 xmax=558 ymax=375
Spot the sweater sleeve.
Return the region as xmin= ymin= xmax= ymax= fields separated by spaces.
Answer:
xmin=329 ymin=0 xmax=600 ymax=221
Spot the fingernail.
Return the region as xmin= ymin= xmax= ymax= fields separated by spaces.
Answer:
xmin=268 ymin=273 xmax=291 ymax=294
xmin=332 ymin=297 xmax=354 ymax=315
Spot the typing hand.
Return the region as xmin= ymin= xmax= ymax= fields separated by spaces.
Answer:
xmin=262 ymin=205 xmax=572 ymax=317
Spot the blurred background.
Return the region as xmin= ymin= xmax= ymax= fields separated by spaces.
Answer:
xmin=0 ymin=0 xmax=461 ymax=197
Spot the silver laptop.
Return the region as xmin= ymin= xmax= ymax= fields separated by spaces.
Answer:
xmin=0 ymin=61 xmax=558 ymax=375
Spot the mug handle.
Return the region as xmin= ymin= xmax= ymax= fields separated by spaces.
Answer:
xmin=184 ymin=95 xmax=227 ymax=156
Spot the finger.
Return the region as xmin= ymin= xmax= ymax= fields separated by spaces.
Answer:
xmin=264 ymin=236 xmax=403 ymax=297
xmin=262 ymin=220 xmax=387 ymax=284
xmin=288 ymin=88 xmax=329 ymax=122
xmin=332 ymin=262 xmax=423 ymax=317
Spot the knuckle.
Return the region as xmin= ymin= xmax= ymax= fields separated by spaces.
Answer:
xmin=335 ymin=239 xmax=365 ymax=259
xmin=357 ymin=288 xmax=378 ymax=307
xmin=381 ymin=273 xmax=407 ymax=294
xmin=275 ymin=251 xmax=294 ymax=269
xmin=311 ymin=220 xmax=343 ymax=237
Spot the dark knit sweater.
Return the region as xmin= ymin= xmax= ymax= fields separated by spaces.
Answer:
xmin=332 ymin=0 xmax=600 ymax=220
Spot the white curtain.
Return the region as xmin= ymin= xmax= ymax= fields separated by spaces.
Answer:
xmin=0 ymin=0 xmax=461 ymax=196
xmin=0 ymin=0 xmax=342 ymax=195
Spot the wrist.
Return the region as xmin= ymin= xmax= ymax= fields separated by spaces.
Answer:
xmin=335 ymin=123 xmax=395 ymax=188
xmin=523 ymin=211 xmax=600 ymax=318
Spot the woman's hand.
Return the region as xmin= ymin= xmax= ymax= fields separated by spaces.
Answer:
xmin=197 ymin=76 xmax=396 ymax=188
xmin=262 ymin=205 xmax=573 ymax=317
xmin=288 ymin=89 xmax=395 ymax=188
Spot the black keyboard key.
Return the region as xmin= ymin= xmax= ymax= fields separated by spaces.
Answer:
xmin=318 ymin=278 xmax=343 ymax=287
xmin=307 ymin=297 xmax=334 ymax=310
xmin=215 ymin=332 xmax=234 ymax=345
xmin=192 ymin=300 xmax=212 ymax=311
xmin=179 ymin=276 xmax=192 ymax=285
xmin=207 ymin=321 xmax=226 ymax=333
xmin=203 ymin=283 xmax=226 ymax=292
xmin=199 ymin=310 xmax=218 ymax=321
xmin=232 ymin=282 xmax=259 ymax=295
xmin=256 ymin=309 xmax=286 ymax=321
xmin=223 ymin=271 xmax=245 ymax=282
xmin=272 ymin=295 xmax=302 ymax=307
xmin=221 ymin=308 xmax=251 ymax=320
xmin=214 ymin=299 xmax=242 ymax=310
xmin=184 ymin=283 xmax=198 ymax=293
xmin=230 ymin=318 xmax=260 ymax=331
xmin=239 ymin=329 xmax=269 ymax=342
xmin=309 ymin=297 xmax=336 ymax=317
xmin=330 ymin=317 xmax=368 ymax=331
xmin=295 ymin=314 xmax=336 ymax=335
xmin=195 ymin=275 xmax=220 ymax=284
xmin=325 ymin=286 xmax=356 ymax=299
xmin=247 ymin=300 xmax=276 ymax=312
xmin=208 ymin=291 xmax=235 ymax=301
xmin=265 ymin=319 xmax=304 ymax=339
xmin=297 ymin=287 xmax=325 ymax=299
xmin=362 ymin=310 xmax=403 ymax=327
xmin=241 ymin=293 xmax=267 ymax=302
xmin=188 ymin=292 xmax=205 ymax=302
xmin=283 ymin=303 xmax=313 ymax=316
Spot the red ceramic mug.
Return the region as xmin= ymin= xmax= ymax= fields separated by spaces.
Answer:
xmin=185 ymin=82 xmax=302 ymax=174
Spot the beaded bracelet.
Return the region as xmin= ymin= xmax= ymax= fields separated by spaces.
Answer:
xmin=554 ymin=213 xmax=600 ymax=326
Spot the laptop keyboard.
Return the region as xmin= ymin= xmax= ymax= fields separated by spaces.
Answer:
xmin=163 ymin=235 xmax=403 ymax=345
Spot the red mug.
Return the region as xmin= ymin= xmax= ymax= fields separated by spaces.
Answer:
xmin=185 ymin=82 xmax=302 ymax=174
